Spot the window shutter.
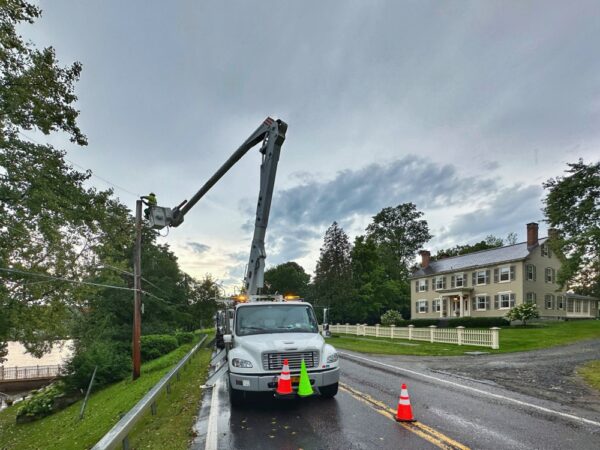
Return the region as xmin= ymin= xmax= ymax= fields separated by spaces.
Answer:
xmin=451 ymin=275 xmax=455 ymax=289
xmin=463 ymin=273 xmax=468 ymax=287
xmin=471 ymin=297 xmax=476 ymax=310
xmin=426 ymin=301 xmax=429 ymax=313
xmin=552 ymin=268 xmax=555 ymax=283
xmin=442 ymin=276 xmax=446 ymax=289
xmin=486 ymin=269 xmax=491 ymax=284
xmin=486 ymin=295 xmax=490 ymax=310
xmin=533 ymin=292 xmax=537 ymax=302
xmin=425 ymin=279 xmax=428 ymax=291
xmin=548 ymin=247 xmax=552 ymax=258
xmin=472 ymin=272 xmax=476 ymax=285
xmin=510 ymin=265 xmax=516 ymax=281
xmin=533 ymin=265 xmax=536 ymax=281
xmin=494 ymin=268 xmax=499 ymax=283
xmin=494 ymin=294 xmax=499 ymax=309
xmin=510 ymin=293 xmax=515 ymax=307
xmin=415 ymin=281 xmax=419 ymax=293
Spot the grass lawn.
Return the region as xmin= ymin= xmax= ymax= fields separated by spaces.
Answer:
xmin=0 ymin=336 xmax=211 ymax=450
xmin=578 ymin=360 xmax=600 ymax=392
xmin=330 ymin=320 xmax=600 ymax=356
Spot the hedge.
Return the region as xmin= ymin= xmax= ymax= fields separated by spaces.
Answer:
xmin=140 ymin=334 xmax=179 ymax=361
xmin=174 ymin=331 xmax=195 ymax=346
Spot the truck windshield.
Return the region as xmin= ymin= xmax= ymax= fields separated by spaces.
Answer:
xmin=236 ymin=304 xmax=319 ymax=336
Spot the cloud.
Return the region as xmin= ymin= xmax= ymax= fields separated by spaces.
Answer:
xmin=187 ymin=242 xmax=210 ymax=254
xmin=237 ymin=155 xmax=546 ymax=269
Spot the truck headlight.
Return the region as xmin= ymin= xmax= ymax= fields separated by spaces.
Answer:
xmin=326 ymin=353 xmax=338 ymax=363
xmin=232 ymin=358 xmax=253 ymax=368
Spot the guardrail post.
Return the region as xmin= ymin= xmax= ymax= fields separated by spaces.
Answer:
xmin=122 ymin=436 xmax=130 ymax=450
xmin=490 ymin=327 xmax=500 ymax=349
xmin=429 ymin=325 xmax=437 ymax=343
xmin=408 ymin=325 xmax=414 ymax=341
xmin=166 ymin=383 xmax=171 ymax=394
xmin=176 ymin=371 xmax=181 ymax=381
xmin=457 ymin=326 xmax=465 ymax=346
xmin=151 ymin=401 xmax=157 ymax=415
xmin=375 ymin=324 xmax=380 ymax=337
xmin=390 ymin=325 xmax=395 ymax=339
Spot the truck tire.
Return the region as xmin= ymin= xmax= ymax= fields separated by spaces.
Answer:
xmin=229 ymin=381 xmax=245 ymax=406
xmin=319 ymin=382 xmax=338 ymax=398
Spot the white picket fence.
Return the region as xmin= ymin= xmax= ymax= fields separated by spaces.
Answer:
xmin=326 ymin=324 xmax=500 ymax=349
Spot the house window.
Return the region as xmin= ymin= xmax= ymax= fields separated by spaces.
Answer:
xmin=435 ymin=276 xmax=446 ymax=290
xmin=575 ymin=300 xmax=581 ymax=313
xmin=567 ymin=299 xmax=574 ymax=312
xmin=545 ymin=268 xmax=555 ymax=283
xmin=499 ymin=266 xmax=510 ymax=282
xmin=417 ymin=300 xmax=428 ymax=313
xmin=498 ymin=292 xmax=515 ymax=309
xmin=433 ymin=299 xmax=441 ymax=312
xmin=455 ymin=273 xmax=464 ymax=287
xmin=557 ymin=295 xmax=564 ymax=310
xmin=526 ymin=292 xmax=536 ymax=304
xmin=476 ymin=295 xmax=488 ymax=311
xmin=476 ymin=270 xmax=488 ymax=285
xmin=418 ymin=279 xmax=427 ymax=292
xmin=541 ymin=244 xmax=551 ymax=257
xmin=526 ymin=264 xmax=536 ymax=281
xmin=583 ymin=301 xmax=588 ymax=313
xmin=545 ymin=294 xmax=554 ymax=309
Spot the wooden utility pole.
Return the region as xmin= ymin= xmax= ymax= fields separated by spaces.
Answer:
xmin=132 ymin=200 xmax=142 ymax=380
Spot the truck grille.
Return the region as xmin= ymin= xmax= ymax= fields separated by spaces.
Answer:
xmin=262 ymin=351 xmax=320 ymax=371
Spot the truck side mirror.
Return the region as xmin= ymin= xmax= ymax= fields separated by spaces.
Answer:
xmin=223 ymin=334 xmax=232 ymax=344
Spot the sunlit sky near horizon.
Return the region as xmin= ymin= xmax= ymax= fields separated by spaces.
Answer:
xmin=21 ymin=1 xmax=600 ymax=290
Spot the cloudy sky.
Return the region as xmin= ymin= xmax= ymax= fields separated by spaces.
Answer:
xmin=23 ymin=1 xmax=600 ymax=289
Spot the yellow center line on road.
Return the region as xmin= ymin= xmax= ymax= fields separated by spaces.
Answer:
xmin=339 ymin=382 xmax=470 ymax=450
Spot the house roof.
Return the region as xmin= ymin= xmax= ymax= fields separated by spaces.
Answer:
xmin=412 ymin=238 xmax=548 ymax=278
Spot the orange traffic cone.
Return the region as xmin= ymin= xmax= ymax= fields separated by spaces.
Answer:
xmin=275 ymin=359 xmax=293 ymax=396
xmin=395 ymin=383 xmax=415 ymax=422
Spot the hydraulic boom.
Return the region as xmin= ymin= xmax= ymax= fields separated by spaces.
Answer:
xmin=150 ymin=117 xmax=287 ymax=298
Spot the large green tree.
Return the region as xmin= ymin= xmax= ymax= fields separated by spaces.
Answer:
xmin=314 ymin=222 xmax=353 ymax=323
xmin=366 ymin=203 xmax=432 ymax=279
xmin=543 ymin=159 xmax=600 ymax=298
xmin=0 ymin=0 xmax=100 ymax=361
xmin=434 ymin=234 xmax=507 ymax=260
xmin=264 ymin=261 xmax=310 ymax=298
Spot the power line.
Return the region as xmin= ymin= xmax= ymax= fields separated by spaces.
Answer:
xmin=0 ymin=266 xmax=168 ymax=304
xmin=16 ymin=131 xmax=141 ymax=199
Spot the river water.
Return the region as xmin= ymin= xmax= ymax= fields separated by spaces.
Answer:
xmin=2 ymin=340 xmax=73 ymax=367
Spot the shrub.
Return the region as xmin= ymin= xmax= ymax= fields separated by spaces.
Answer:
xmin=380 ymin=310 xmax=404 ymax=326
xmin=65 ymin=341 xmax=130 ymax=391
xmin=403 ymin=319 xmax=440 ymax=327
xmin=174 ymin=331 xmax=194 ymax=346
xmin=506 ymin=303 xmax=539 ymax=326
xmin=447 ymin=317 xmax=510 ymax=328
xmin=140 ymin=334 xmax=178 ymax=361
xmin=17 ymin=383 xmax=64 ymax=419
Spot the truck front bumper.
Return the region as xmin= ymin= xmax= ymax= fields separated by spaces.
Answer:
xmin=229 ymin=367 xmax=340 ymax=393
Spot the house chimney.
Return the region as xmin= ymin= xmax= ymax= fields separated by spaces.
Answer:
xmin=527 ymin=222 xmax=539 ymax=247
xmin=419 ymin=250 xmax=431 ymax=269
xmin=548 ymin=228 xmax=559 ymax=240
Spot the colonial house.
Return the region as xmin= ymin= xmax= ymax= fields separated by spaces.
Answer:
xmin=410 ymin=223 xmax=599 ymax=320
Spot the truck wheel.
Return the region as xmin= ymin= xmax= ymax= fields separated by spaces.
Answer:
xmin=320 ymin=382 xmax=338 ymax=398
xmin=229 ymin=381 xmax=245 ymax=406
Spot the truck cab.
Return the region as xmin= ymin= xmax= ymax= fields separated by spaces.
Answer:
xmin=224 ymin=299 xmax=339 ymax=405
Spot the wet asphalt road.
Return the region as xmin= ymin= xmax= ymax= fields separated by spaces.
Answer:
xmin=191 ymin=350 xmax=600 ymax=449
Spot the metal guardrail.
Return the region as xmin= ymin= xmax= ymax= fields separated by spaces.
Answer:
xmin=92 ymin=335 xmax=208 ymax=450
xmin=0 ymin=364 xmax=63 ymax=381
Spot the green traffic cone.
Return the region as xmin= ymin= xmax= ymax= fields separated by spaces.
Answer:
xmin=297 ymin=359 xmax=314 ymax=397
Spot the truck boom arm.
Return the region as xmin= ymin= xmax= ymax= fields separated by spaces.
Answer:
xmin=167 ymin=117 xmax=287 ymax=297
